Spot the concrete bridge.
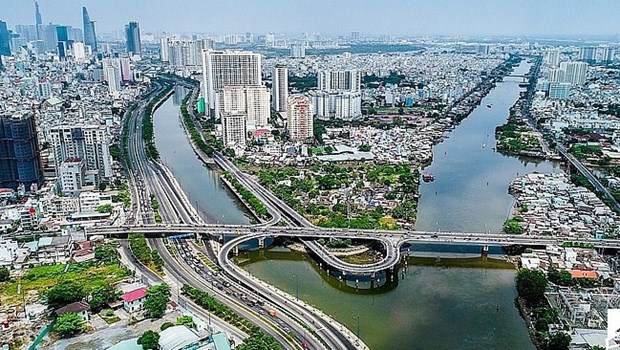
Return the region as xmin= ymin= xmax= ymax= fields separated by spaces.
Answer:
xmin=86 ymin=224 xmax=620 ymax=275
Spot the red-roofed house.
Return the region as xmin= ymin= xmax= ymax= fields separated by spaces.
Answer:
xmin=122 ymin=287 xmax=147 ymax=313
xmin=570 ymin=270 xmax=598 ymax=279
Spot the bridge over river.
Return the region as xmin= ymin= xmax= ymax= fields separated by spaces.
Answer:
xmin=86 ymin=224 xmax=620 ymax=275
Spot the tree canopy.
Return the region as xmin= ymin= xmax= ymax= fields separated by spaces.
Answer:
xmin=137 ymin=330 xmax=160 ymax=350
xmin=516 ymin=268 xmax=548 ymax=307
xmin=53 ymin=312 xmax=85 ymax=338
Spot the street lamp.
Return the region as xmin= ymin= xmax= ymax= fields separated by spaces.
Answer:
xmin=292 ymin=273 xmax=299 ymax=301
xmin=352 ymin=315 xmax=360 ymax=345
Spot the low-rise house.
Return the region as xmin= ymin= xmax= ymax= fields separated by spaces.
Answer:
xmin=122 ymin=287 xmax=147 ymax=313
xmin=55 ymin=301 xmax=90 ymax=322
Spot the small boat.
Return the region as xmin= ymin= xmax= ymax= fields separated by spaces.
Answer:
xmin=422 ymin=172 xmax=435 ymax=182
xmin=486 ymin=104 xmax=492 ymax=108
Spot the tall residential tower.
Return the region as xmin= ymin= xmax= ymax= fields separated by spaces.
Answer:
xmin=272 ymin=64 xmax=288 ymax=113
xmin=201 ymin=50 xmax=262 ymax=113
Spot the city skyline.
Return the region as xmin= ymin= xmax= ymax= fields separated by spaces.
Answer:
xmin=2 ymin=0 xmax=620 ymax=37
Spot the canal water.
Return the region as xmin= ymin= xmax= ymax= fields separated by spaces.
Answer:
xmin=242 ymin=249 xmax=535 ymax=350
xmin=152 ymin=87 xmax=251 ymax=225
xmin=152 ymin=62 xmax=556 ymax=349
xmin=415 ymin=61 xmax=562 ymax=233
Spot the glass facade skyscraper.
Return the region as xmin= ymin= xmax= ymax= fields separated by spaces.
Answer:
xmin=0 ymin=113 xmax=43 ymax=190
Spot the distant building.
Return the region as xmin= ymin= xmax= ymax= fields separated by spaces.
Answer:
xmin=317 ymin=70 xmax=361 ymax=92
xmin=477 ymin=44 xmax=490 ymax=55
xmin=308 ymin=90 xmax=362 ymax=121
xmin=106 ymin=65 xmax=121 ymax=93
xmin=72 ymin=41 xmax=86 ymax=60
xmin=0 ymin=113 xmax=43 ymax=191
xmin=34 ymin=1 xmax=42 ymax=38
xmin=201 ymin=50 xmax=262 ymax=114
xmin=272 ymin=64 xmax=288 ymax=113
xmin=36 ymin=80 xmax=52 ymax=100
xmin=160 ymin=37 xmax=213 ymax=67
xmin=560 ymin=61 xmax=587 ymax=86
xmin=120 ymin=56 xmax=132 ymax=81
xmin=579 ymin=46 xmax=596 ymax=63
xmin=290 ymin=44 xmax=305 ymax=58
xmin=545 ymin=49 xmax=560 ymax=67
xmin=287 ymin=95 xmax=313 ymax=142
xmin=0 ymin=20 xmax=11 ymax=56
xmin=549 ymin=82 xmax=571 ymax=100
xmin=82 ymin=7 xmax=97 ymax=51
xmin=125 ymin=21 xmax=141 ymax=54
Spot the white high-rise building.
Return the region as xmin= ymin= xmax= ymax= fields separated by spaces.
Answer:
xmin=545 ymin=49 xmax=560 ymax=67
xmin=549 ymin=68 xmax=565 ymax=83
xmin=202 ymin=50 xmax=262 ymax=113
xmin=287 ymin=95 xmax=313 ymax=142
xmin=217 ymin=86 xmax=269 ymax=130
xmin=317 ymin=70 xmax=361 ymax=92
xmin=58 ymin=157 xmax=85 ymax=196
xmin=221 ymin=113 xmax=247 ymax=147
xmin=162 ymin=37 xmax=214 ymax=68
xmin=560 ymin=61 xmax=587 ymax=86
xmin=308 ymin=91 xmax=362 ymax=121
xmin=272 ymin=64 xmax=288 ymax=113
xmin=46 ymin=125 xmax=112 ymax=181
xmin=72 ymin=42 xmax=86 ymax=61
xmin=290 ymin=44 xmax=305 ymax=58
xmin=106 ymin=66 xmax=121 ymax=93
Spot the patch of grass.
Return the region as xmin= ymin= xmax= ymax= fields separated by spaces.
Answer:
xmin=0 ymin=262 xmax=129 ymax=307
xmin=407 ymin=256 xmax=515 ymax=269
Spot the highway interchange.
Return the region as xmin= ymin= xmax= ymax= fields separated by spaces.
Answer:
xmin=113 ymin=78 xmax=620 ymax=350
xmin=119 ymin=80 xmax=367 ymax=350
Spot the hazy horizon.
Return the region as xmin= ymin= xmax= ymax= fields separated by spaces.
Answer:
xmin=3 ymin=0 xmax=620 ymax=38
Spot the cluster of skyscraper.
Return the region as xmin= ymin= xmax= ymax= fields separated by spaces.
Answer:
xmin=197 ymin=49 xmax=316 ymax=150
xmin=1 ymin=3 xmax=142 ymax=62
xmin=160 ymin=37 xmax=214 ymax=68
xmin=544 ymin=49 xmax=589 ymax=100
xmin=309 ymin=70 xmax=362 ymax=121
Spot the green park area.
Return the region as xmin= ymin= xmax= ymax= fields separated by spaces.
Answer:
xmin=495 ymin=119 xmax=541 ymax=154
xmin=252 ymin=163 xmax=419 ymax=229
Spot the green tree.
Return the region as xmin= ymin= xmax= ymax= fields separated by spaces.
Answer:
xmin=143 ymin=284 xmax=171 ymax=319
xmin=0 ymin=267 xmax=9 ymax=282
xmin=89 ymin=284 xmax=117 ymax=313
xmin=160 ymin=322 xmax=174 ymax=331
xmin=544 ymin=331 xmax=571 ymax=350
xmin=98 ymin=182 xmax=108 ymax=192
xmin=47 ymin=280 xmax=86 ymax=310
xmin=137 ymin=330 xmax=160 ymax=350
xmin=94 ymin=244 xmax=119 ymax=264
xmin=516 ymin=269 xmax=548 ymax=307
xmin=358 ymin=144 xmax=372 ymax=152
xmin=176 ymin=315 xmax=195 ymax=328
xmin=96 ymin=204 xmax=113 ymax=213
xmin=53 ymin=312 xmax=85 ymax=338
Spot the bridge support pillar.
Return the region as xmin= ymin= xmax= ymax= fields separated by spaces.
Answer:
xmin=258 ymin=237 xmax=265 ymax=249
xmin=233 ymin=245 xmax=239 ymax=256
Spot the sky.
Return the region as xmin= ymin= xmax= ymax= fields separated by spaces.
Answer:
xmin=3 ymin=0 xmax=620 ymax=37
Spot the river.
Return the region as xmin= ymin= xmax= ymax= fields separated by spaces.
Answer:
xmin=153 ymin=86 xmax=251 ymax=225
xmin=151 ymin=62 xmax=555 ymax=349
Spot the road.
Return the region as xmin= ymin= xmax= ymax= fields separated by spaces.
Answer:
xmin=557 ymin=144 xmax=620 ymax=212
xmin=122 ymin=80 xmax=364 ymax=349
